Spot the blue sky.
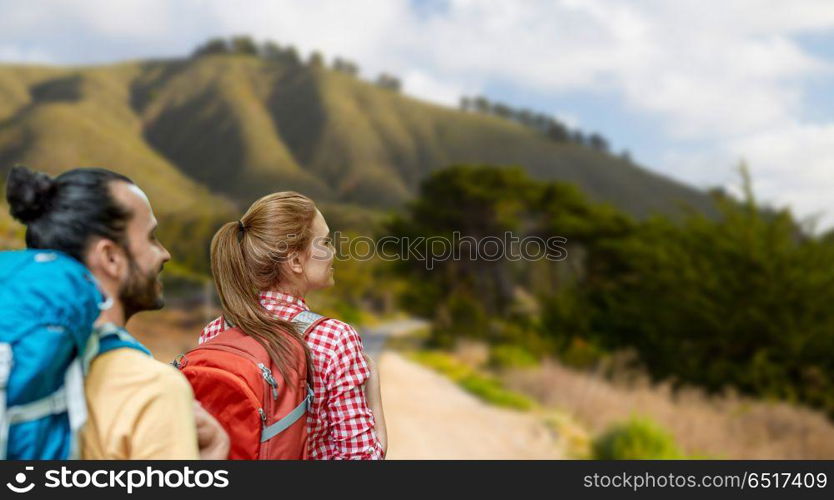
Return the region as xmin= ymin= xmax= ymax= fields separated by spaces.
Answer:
xmin=1 ymin=0 xmax=833 ymax=227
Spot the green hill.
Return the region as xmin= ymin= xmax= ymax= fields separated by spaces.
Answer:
xmin=0 ymin=53 xmax=716 ymax=260
xmin=134 ymin=55 xmax=714 ymax=216
xmin=0 ymin=62 xmax=236 ymax=268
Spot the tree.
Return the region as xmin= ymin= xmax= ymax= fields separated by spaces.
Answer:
xmin=284 ymin=45 xmax=301 ymax=65
xmin=308 ymin=50 xmax=324 ymax=69
xmin=376 ymin=73 xmax=401 ymax=92
xmin=473 ymin=96 xmax=490 ymax=114
xmin=620 ymin=149 xmax=632 ymax=163
xmin=583 ymin=166 xmax=834 ymax=415
xmin=333 ymin=57 xmax=359 ymax=76
xmin=533 ymin=114 xmax=550 ymax=133
xmin=261 ymin=40 xmax=283 ymax=59
xmin=460 ymin=96 xmax=472 ymax=112
xmin=571 ymin=130 xmax=586 ymax=146
xmin=517 ymin=109 xmax=534 ymax=127
xmin=546 ymin=120 xmax=570 ymax=142
xmin=386 ymin=165 xmax=631 ymax=348
xmin=231 ymin=35 xmax=258 ymax=55
xmin=588 ymin=133 xmax=610 ymax=153
xmin=492 ymin=103 xmax=512 ymax=119
xmin=193 ymin=38 xmax=228 ymax=57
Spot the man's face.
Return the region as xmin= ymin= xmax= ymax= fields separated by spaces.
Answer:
xmin=111 ymin=182 xmax=171 ymax=319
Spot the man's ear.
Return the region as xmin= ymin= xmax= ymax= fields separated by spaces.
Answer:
xmin=85 ymin=238 xmax=128 ymax=281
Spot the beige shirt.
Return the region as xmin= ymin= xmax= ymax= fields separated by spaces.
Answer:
xmin=80 ymin=348 xmax=199 ymax=459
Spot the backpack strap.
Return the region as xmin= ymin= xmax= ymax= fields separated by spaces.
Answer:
xmin=0 ymin=343 xmax=11 ymax=459
xmin=69 ymin=323 xmax=148 ymax=458
xmin=225 ymin=310 xmax=327 ymax=336
xmin=0 ymin=323 xmax=151 ymax=459
xmin=258 ymin=310 xmax=326 ymax=443
xmin=291 ymin=310 xmax=327 ymax=336
xmin=81 ymin=323 xmax=152 ymax=374
xmin=261 ymin=385 xmax=314 ymax=443
xmin=64 ymin=358 xmax=86 ymax=459
xmin=95 ymin=323 xmax=152 ymax=356
xmin=0 ymin=342 xmax=86 ymax=459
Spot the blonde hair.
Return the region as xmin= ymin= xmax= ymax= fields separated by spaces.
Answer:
xmin=210 ymin=191 xmax=316 ymax=382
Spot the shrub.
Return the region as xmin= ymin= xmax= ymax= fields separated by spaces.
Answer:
xmin=490 ymin=344 xmax=538 ymax=369
xmin=559 ymin=337 xmax=608 ymax=369
xmin=409 ymin=351 xmax=472 ymax=380
xmin=409 ymin=351 xmax=535 ymax=410
xmin=591 ymin=417 xmax=684 ymax=459
xmin=458 ymin=374 xmax=535 ymax=410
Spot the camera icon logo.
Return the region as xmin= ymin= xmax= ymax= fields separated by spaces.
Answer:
xmin=6 ymin=466 xmax=35 ymax=494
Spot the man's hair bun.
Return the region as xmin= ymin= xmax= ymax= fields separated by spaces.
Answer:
xmin=6 ymin=165 xmax=57 ymax=224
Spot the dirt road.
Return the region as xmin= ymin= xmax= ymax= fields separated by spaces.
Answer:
xmin=364 ymin=322 xmax=563 ymax=460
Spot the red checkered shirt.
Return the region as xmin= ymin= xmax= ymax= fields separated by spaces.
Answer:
xmin=199 ymin=291 xmax=384 ymax=460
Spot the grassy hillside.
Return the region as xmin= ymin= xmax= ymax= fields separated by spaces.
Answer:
xmin=0 ymin=63 xmax=237 ymax=270
xmin=309 ymin=67 xmax=713 ymax=216
xmin=0 ymin=181 xmax=22 ymax=249
xmin=0 ymin=53 xmax=716 ymax=258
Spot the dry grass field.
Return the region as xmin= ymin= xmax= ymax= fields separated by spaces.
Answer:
xmin=503 ymin=359 xmax=834 ymax=459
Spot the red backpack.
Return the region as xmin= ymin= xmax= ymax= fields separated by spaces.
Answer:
xmin=175 ymin=311 xmax=326 ymax=460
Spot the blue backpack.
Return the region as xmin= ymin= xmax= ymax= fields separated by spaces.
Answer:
xmin=0 ymin=249 xmax=150 ymax=459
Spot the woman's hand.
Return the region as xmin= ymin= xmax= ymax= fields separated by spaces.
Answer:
xmin=362 ymin=352 xmax=387 ymax=456
xmin=363 ymin=352 xmax=379 ymax=384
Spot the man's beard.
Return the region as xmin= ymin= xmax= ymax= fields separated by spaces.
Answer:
xmin=120 ymin=255 xmax=164 ymax=320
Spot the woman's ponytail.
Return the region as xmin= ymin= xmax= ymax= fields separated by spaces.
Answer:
xmin=211 ymin=211 xmax=312 ymax=384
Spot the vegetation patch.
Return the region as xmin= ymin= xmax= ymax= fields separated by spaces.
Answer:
xmin=591 ymin=416 xmax=685 ymax=460
xmin=408 ymin=350 xmax=535 ymax=411
xmin=489 ymin=344 xmax=539 ymax=370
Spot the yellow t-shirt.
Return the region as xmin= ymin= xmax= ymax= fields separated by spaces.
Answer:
xmin=80 ymin=348 xmax=199 ymax=459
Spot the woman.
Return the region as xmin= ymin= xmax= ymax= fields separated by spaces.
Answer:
xmin=199 ymin=191 xmax=386 ymax=459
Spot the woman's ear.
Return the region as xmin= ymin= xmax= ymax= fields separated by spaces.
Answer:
xmin=286 ymin=250 xmax=305 ymax=275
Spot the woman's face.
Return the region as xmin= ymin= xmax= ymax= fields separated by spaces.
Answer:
xmin=301 ymin=209 xmax=335 ymax=291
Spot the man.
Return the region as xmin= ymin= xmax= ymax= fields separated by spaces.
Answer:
xmin=5 ymin=165 xmax=228 ymax=459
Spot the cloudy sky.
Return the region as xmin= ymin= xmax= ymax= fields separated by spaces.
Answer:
xmin=2 ymin=0 xmax=834 ymax=227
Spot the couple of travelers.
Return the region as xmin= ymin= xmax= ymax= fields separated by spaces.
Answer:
xmin=0 ymin=166 xmax=386 ymax=460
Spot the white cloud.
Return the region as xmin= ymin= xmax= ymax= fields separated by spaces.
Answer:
xmin=0 ymin=45 xmax=54 ymax=64
xmin=0 ymin=0 xmax=833 ymax=225
xmin=553 ymin=111 xmax=580 ymax=129
xmin=0 ymin=0 xmax=175 ymax=39
xmin=658 ymin=148 xmax=740 ymax=191
xmin=394 ymin=0 xmax=832 ymax=140
xmin=0 ymin=1 xmax=829 ymax=138
xmin=400 ymin=69 xmax=473 ymax=107
xmin=658 ymin=121 xmax=834 ymax=230
xmin=728 ymin=123 xmax=834 ymax=225
xmin=202 ymin=0 xmax=414 ymax=77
